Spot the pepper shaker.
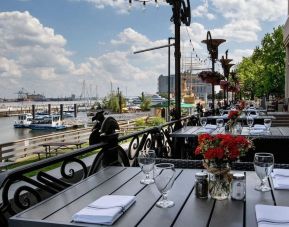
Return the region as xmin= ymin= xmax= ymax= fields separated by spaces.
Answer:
xmin=195 ymin=172 xmax=208 ymax=199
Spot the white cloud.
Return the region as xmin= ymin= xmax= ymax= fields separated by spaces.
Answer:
xmin=0 ymin=11 xmax=92 ymax=97
xmin=0 ymin=11 xmax=170 ymax=97
xmin=192 ymin=0 xmax=216 ymax=20
xmin=211 ymin=0 xmax=287 ymax=21
xmin=211 ymin=19 xmax=261 ymax=42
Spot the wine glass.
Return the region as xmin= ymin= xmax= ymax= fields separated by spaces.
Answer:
xmin=219 ymin=109 xmax=224 ymax=116
xmin=254 ymin=153 xmax=274 ymax=192
xmin=247 ymin=115 xmax=254 ymax=131
xmin=154 ymin=163 xmax=176 ymax=208
xmin=200 ymin=117 xmax=207 ymax=128
xmin=264 ymin=118 xmax=272 ymax=134
xmin=216 ymin=118 xmax=224 ymax=131
xmin=138 ymin=150 xmax=156 ymax=185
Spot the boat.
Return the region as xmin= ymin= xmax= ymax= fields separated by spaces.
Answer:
xmin=29 ymin=115 xmax=67 ymax=130
xmin=14 ymin=114 xmax=33 ymax=128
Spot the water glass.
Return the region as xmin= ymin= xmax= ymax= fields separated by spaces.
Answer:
xmin=138 ymin=150 xmax=156 ymax=185
xmin=154 ymin=163 xmax=176 ymax=208
xmin=200 ymin=117 xmax=207 ymax=128
xmin=247 ymin=116 xmax=254 ymax=131
xmin=216 ymin=118 xmax=224 ymax=131
xmin=254 ymin=153 xmax=274 ymax=192
xmin=264 ymin=118 xmax=272 ymax=134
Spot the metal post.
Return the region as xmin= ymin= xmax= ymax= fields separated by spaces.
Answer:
xmin=32 ymin=105 xmax=35 ymax=119
xmin=168 ymin=37 xmax=174 ymax=122
xmin=173 ymin=1 xmax=182 ymax=123
xmin=48 ymin=104 xmax=51 ymax=115
xmin=74 ymin=104 xmax=77 ymax=118
xmin=212 ymin=59 xmax=215 ymax=111
xmin=60 ymin=104 xmax=63 ymax=120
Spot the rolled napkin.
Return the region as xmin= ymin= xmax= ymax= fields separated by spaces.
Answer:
xmin=205 ymin=124 xmax=217 ymax=130
xmin=73 ymin=195 xmax=136 ymax=225
xmin=272 ymin=169 xmax=289 ymax=190
xmin=255 ymin=204 xmax=289 ymax=227
xmin=249 ymin=129 xmax=266 ymax=135
xmin=254 ymin=124 xmax=266 ymax=130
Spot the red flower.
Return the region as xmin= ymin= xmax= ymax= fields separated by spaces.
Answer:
xmin=194 ymin=133 xmax=252 ymax=162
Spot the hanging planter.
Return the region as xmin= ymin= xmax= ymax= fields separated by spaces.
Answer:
xmin=220 ymin=80 xmax=229 ymax=89
xmin=198 ymin=71 xmax=224 ymax=85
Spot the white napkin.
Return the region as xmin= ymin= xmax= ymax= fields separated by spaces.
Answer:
xmin=205 ymin=124 xmax=217 ymax=130
xmin=250 ymin=129 xmax=266 ymax=135
xmin=73 ymin=195 xmax=136 ymax=225
xmin=197 ymin=128 xmax=213 ymax=134
xmin=254 ymin=124 xmax=266 ymax=130
xmin=255 ymin=204 xmax=289 ymax=227
xmin=272 ymin=169 xmax=289 ymax=190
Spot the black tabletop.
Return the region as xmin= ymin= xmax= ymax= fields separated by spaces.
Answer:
xmin=9 ymin=166 xmax=289 ymax=227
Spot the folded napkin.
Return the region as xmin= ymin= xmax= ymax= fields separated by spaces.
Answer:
xmin=73 ymin=195 xmax=136 ymax=225
xmin=197 ymin=128 xmax=213 ymax=134
xmin=250 ymin=129 xmax=266 ymax=135
xmin=254 ymin=124 xmax=266 ymax=130
xmin=205 ymin=124 xmax=217 ymax=130
xmin=255 ymin=204 xmax=289 ymax=227
xmin=272 ymin=169 xmax=289 ymax=190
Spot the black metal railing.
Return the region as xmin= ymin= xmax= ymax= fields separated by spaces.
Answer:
xmin=0 ymin=115 xmax=194 ymax=226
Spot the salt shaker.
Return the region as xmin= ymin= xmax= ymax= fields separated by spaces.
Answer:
xmin=195 ymin=172 xmax=208 ymax=199
xmin=231 ymin=173 xmax=245 ymax=200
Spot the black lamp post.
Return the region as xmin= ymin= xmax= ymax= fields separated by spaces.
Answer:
xmin=130 ymin=0 xmax=191 ymax=123
xmin=202 ymin=31 xmax=225 ymax=111
xmin=168 ymin=37 xmax=174 ymax=121
xmin=220 ymin=50 xmax=234 ymax=102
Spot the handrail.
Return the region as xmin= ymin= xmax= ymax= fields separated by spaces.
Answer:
xmin=0 ymin=115 xmax=195 ymax=226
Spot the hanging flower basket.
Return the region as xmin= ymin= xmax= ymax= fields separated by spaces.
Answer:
xmin=198 ymin=71 xmax=224 ymax=85
xmin=220 ymin=80 xmax=229 ymax=89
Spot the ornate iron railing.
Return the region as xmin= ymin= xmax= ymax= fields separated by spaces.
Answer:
xmin=0 ymin=115 xmax=196 ymax=226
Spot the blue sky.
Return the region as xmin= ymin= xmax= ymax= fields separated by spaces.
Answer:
xmin=0 ymin=0 xmax=287 ymax=98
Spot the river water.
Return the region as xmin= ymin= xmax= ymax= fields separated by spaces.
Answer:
xmin=0 ymin=112 xmax=89 ymax=144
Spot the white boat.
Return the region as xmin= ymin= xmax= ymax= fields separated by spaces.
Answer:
xmin=29 ymin=115 xmax=67 ymax=130
xmin=14 ymin=114 xmax=33 ymax=128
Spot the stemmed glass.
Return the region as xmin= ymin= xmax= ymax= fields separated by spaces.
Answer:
xmin=264 ymin=118 xmax=272 ymax=134
xmin=200 ymin=117 xmax=207 ymax=128
xmin=216 ymin=118 xmax=224 ymax=131
xmin=219 ymin=109 xmax=224 ymax=116
xmin=154 ymin=163 xmax=176 ymax=208
xmin=138 ymin=150 xmax=156 ymax=185
xmin=247 ymin=115 xmax=254 ymax=131
xmin=254 ymin=153 xmax=274 ymax=192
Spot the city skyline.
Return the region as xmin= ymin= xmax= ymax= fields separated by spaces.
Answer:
xmin=0 ymin=0 xmax=287 ymax=98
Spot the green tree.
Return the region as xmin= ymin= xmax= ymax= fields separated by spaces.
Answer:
xmin=139 ymin=92 xmax=151 ymax=111
xmin=236 ymin=25 xmax=285 ymax=99
xmin=104 ymin=92 xmax=126 ymax=113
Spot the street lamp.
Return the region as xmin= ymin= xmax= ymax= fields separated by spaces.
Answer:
xmin=168 ymin=37 xmax=174 ymax=121
xmin=220 ymin=53 xmax=232 ymax=102
xmin=202 ymin=31 xmax=225 ymax=111
xmin=131 ymin=0 xmax=191 ymax=123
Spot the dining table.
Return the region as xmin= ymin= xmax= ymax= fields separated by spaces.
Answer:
xmin=9 ymin=166 xmax=289 ymax=227
xmin=170 ymin=126 xmax=289 ymax=162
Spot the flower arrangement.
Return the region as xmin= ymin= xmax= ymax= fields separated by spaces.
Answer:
xmin=195 ymin=133 xmax=253 ymax=163
xmin=195 ymin=133 xmax=253 ymax=200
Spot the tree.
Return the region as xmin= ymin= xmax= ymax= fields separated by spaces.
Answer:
xmin=236 ymin=25 xmax=285 ymax=99
xmin=139 ymin=92 xmax=151 ymax=111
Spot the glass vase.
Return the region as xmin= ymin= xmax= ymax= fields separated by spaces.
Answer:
xmin=207 ymin=162 xmax=231 ymax=200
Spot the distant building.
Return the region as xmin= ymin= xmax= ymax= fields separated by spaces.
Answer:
xmin=157 ymin=74 xmax=211 ymax=100
xmin=158 ymin=74 xmax=175 ymax=94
